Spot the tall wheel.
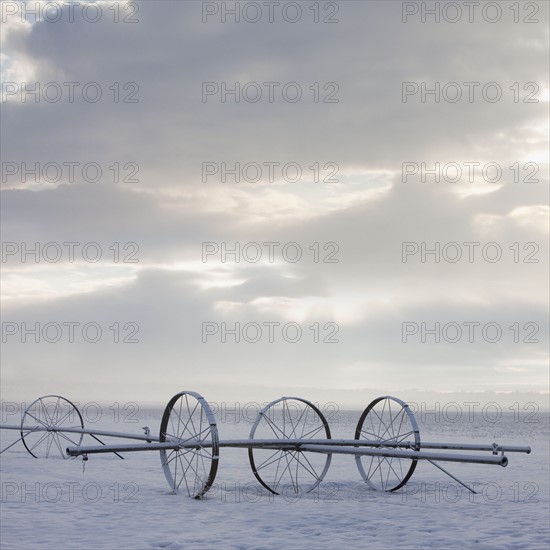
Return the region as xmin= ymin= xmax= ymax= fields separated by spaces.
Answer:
xmin=354 ymin=396 xmax=420 ymax=491
xmin=159 ymin=391 xmax=219 ymax=499
xmin=248 ymin=397 xmax=332 ymax=496
xmin=20 ymin=395 xmax=84 ymax=459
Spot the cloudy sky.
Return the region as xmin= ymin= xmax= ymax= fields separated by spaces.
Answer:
xmin=1 ymin=0 xmax=548 ymax=408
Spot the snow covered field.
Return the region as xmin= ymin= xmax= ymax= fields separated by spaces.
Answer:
xmin=1 ymin=403 xmax=548 ymax=549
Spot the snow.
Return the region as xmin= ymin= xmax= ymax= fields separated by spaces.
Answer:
xmin=1 ymin=405 xmax=548 ymax=549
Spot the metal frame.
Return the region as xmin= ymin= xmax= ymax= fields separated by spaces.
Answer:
xmin=18 ymin=395 xmax=84 ymax=459
xmin=0 ymin=391 xmax=532 ymax=500
xmin=159 ymin=391 xmax=219 ymax=499
xmin=248 ymin=396 xmax=332 ymax=495
xmin=354 ymin=395 xmax=420 ymax=491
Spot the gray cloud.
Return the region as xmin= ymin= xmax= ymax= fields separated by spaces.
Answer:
xmin=1 ymin=1 xmax=548 ymax=406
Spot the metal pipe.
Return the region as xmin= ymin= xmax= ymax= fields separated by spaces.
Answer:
xmin=67 ymin=442 xmax=178 ymax=455
xmin=299 ymin=444 xmax=508 ymax=466
xmin=2 ymin=424 xmax=161 ymax=442
xmin=2 ymin=425 xmax=38 ymax=430
xmin=67 ymin=440 xmax=508 ymax=466
xmin=413 ymin=441 xmax=531 ymax=454
xmin=3 ymin=425 xmax=530 ymax=455
xmin=214 ymin=438 xmax=530 ymax=454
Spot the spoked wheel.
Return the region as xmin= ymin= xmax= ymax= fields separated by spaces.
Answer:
xmin=248 ymin=397 xmax=332 ymax=496
xmin=20 ymin=395 xmax=84 ymax=459
xmin=355 ymin=396 xmax=420 ymax=491
xmin=159 ymin=391 xmax=219 ymax=499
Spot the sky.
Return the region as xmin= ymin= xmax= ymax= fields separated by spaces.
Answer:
xmin=0 ymin=0 xmax=549 ymax=409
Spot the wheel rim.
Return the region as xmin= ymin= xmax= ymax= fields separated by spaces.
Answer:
xmin=354 ymin=396 xmax=420 ymax=491
xmin=248 ymin=397 xmax=332 ymax=496
xmin=159 ymin=391 xmax=219 ymax=499
xmin=20 ymin=395 xmax=84 ymax=459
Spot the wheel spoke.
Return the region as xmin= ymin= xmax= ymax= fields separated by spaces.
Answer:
xmin=255 ymin=449 xmax=285 ymax=472
xmin=395 ymin=430 xmax=416 ymax=443
xmin=299 ymin=405 xmax=310 ymax=438
xmin=29 ymin=430 xmax=50 ymax=451
xmin=300 ymin=423 xmax=326 ymax=439
xmin=52 ymin=433 xmax=65 ymax=458
xmin=45 ymin=434 xmax=54 ymax=458
xmin=25 ymin=412 xmax=50 ymax=430
xmin=249 ymin=397 xmax=331 ymax=495
xmin=394 ymin=408 xmax=407 ymax=440
xmin=372 ymin=409 xmax=394 ymax=442
xmin=164 ymin=447 xmax=197 ymax=465
xmin=262 ymin=413 xmax=287 ymax=439
xmin=278 ymin=452 xmax=297 ymax=492
xmin=367 ymin=456 xmax=376 ymax=479
xmin=159 ymin=392 xmax=218 ymax=498
xmin=355 ymin=396 xmax=420 ymax=491
xmin=55 ymin=429 xmax=81 ymax=447
xmin=291 ymin=451 xmax=320 ymax=481
xmin=52 ymin=408 xmax=74 ymax=428
xmin=178 ymin=449 xmax=203 ymax=484
xmin=272 ymin=450 xmax=283 ymax=489
xmin=40 ymin=399 xmax=54 ymax=427
xmin=21 ymin=396 xmax=84 ymax=459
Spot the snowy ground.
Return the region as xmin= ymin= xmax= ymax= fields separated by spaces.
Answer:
xmin=1 ymin=404 xmax=548 ymax=549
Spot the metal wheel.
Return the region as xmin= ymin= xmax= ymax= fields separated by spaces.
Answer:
xmin=248 ymin=397 xmax=332 ymax=496
xmin=354 ymin=396 xmax=420 ymax=491
xmin=159 ymin=391 xmax=219 ymax=499
xmin=20 ymin=395 xmax=84 ymax=459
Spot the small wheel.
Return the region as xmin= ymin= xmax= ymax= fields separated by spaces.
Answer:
xmin=159 ymin=391 xmax=219 ymax=499
xmin=248 ymin=397 xmax=332 ymax=496
xmin=355 ymin=396 xmax=420 ymax=491
xmin=21 ymin=395 xmax=84 ymax=459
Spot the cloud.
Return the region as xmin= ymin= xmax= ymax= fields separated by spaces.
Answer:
xmin=1 ymin=1 xmax=548 ymax=405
